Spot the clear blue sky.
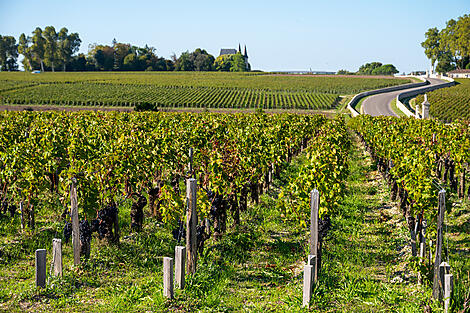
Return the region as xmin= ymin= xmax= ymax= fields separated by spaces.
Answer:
xmin=0 ymin=0 xmax=468 ymax=73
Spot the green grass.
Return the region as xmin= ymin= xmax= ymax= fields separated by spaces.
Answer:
xmin=352 ymin=96 xmax=367 ymax=113
xmin=390 ymin=98 xmax=407 ymax=117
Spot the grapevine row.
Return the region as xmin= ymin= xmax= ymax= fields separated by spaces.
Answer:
xmin=349 ymin=115 xmax=470 ymax=234
xmin=0 ymin=112 xmax=350 ymax=248
xmin=0 ymin=72 xmax=411 ymax=94
xmin=0 ymin=83 xmax=340 ymax=110
xmin=416 ymin=79 xmax=470 ymax=122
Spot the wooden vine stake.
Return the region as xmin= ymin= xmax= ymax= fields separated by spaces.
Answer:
xmin=432 ymin=189 xmax=445 ymax=299
xmin=163 ymin=257 xmax=174 ymax=299
xmin=186 ymin=178 xmax=197 ymax=274
xmin=302 ymin=264 xmax=314 ymax=308
xmin=20 ymin=200 xmax=25 ymax=230
xmin=309 ymin=189 xmax=319 ymax=281
xmin=444 ymin=273 xmax=453 ymax=313
xmin=188 ymin=148 xmax=193 ymax=177
xmin=35 ymin=249 xmax=46 ymax=288
xmin=70 ymin=178 xmax=80 ymax=266
xmin=51 ymin=238 xmax=63 ymax=276
xmin=175 ymin=246 xmax=186 ymax=289
xmin=418 ymin=219 xmax=427 ymax=285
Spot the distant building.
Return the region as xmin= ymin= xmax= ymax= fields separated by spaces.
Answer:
xmin=447 ymin=69 xmax=470 ymax=78
xmin=410 ymin=71 xmax=426 ymax=76
xmin=219 ymin=48 xmax=237 ymax=55
xmin=219 ymin=44 xmax=250 ymax=71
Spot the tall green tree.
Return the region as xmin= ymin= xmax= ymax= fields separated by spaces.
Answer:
xmin=57 ymin=27 xmax=81 ymax=71
xmin=358 ymin=62 xmax=383 ymax=75
xmin=191 ymin=49 xmax=215 ymax=71
xmin=112 ymin=42 xmax=131 ymax=70
xmin=371 ymin=64 xmax=399 ymax=75
xmin=230 ymin=53 xmax=247 ymax=72
xmin=31 ymin=27 xmax=46 ymax=72
xmin=18 ymin=33 xmax=33 ymax=71
xmin=0 ymin=35 xmax=19 ymax=71
xmin=421 ymin=27 xmax=441 ymax=70
xmin=43 ymin=26 xmax=59 ymax=71
xmin=435 ymin=51 xmax=456 ymax=74
xmin=214 ymin=54 xmax=232 ymax=71
xmin=422 ymin=14 xmax=470 ymax=71
xmin=213 ymin=53 xmax=247 ymax=72
xmin=175 ymin=51 xmax=194 ymax=71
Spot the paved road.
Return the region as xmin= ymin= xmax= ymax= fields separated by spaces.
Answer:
xmin=362 ymin=78 xmax=446 ymax=116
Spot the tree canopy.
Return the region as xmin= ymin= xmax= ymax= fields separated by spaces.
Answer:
xmin=422 ymin=14 xmax=470 ymax=72
xmin=340 ymin=62 xmax=399 ymax=76
xmin=0 ymin=35 xmax=18 ymax=71
xmin=2 ymin=26 xmax=251 ymax=72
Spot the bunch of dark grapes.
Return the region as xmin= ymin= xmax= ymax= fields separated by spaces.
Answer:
xmin=130 ymin=194 xmax=147 ymax=231
xmin=196 ymin=224 xmax=207 ymax=253
xmin=8 ymin=204 xmax=16 ymax=217
xmin=90 ymin=219 xmax=100 ymax=233
xmin=207 ymin=190 xmax=224 ymax=216
xmin=79 ymin=220 xmax=92 ymax=244
xmin=318 ymin=215 xmax=331 ymax=240
xmin=63 ymin=221 xmax=72 ymax=243
xmin=172 ymin=220 xmax=185 ymax=242
xmin=95 ymin=203 xmax=118 ymax=239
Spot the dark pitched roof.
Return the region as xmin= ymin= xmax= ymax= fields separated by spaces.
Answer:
xmin=448 ymin=69 xmax=470 ymax=74
xmin=220 ymin=49 xmax=237 ymax=56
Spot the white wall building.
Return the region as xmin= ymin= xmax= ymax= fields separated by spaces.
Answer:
xmin=447 ymin=69 xmax=470 ymax=78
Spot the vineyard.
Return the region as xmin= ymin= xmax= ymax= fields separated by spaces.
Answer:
xmin=0 ymin=110 xmax=357 ymax=311
xmin=0 ymin=107 xmax=468 ymax=311
xmin=0 ymin=111 xmax=341 ymax=229
xmin=416 ymin=79 xmax=470 ymax=122
xmin=0 ymin=72 xmax=411 ymax=110
xmin=349 ymin=115 xmax=470 ymax=311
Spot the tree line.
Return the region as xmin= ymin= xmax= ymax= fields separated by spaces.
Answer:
xmin=0 ymin=26 xmax=249 ymax=72
xmin=422 ymin=14 xmax=470 ymax=73
xmin=336 ymin=62 xmax=399 ymax=76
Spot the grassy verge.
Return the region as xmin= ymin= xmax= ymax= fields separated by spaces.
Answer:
xmin=352 ymin=96 xmax=368 ymax=114
xmin=336 ymin=95 xmax=354 ymax=114
xmin=390 ymin=98 xmax=407 ymax=117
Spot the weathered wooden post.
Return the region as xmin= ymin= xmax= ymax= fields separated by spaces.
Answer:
xmin=186 ymin=178 xmax=197 ymax=274
xmin=175 ymin=246 xmax=186 ymax=289
xmin=444 ymin=273 xmax=453 ymax=313
xmin=309 ymin=189 xmax=319 ymax=279
xmin=163 ymin=257 xmax=174 ymax=299
xmin=35 ymin=249 xmax=46 ymax=288
xmin=411 ymin=222 xmax=417 ymax=257
xmin=429 ymin=239 xmax=433 ymax=270
xmin=20 ymin=200 xmax=25 ymax=230
xmin=422 ymin=94 xmax=430 ymax=119
xmin=51 ymin=239 xmax=63 ymax=277
xmin=70 ymin=178 xmax=80 ymax=265
xmin=432 ymin=190 xmax=446 ymax=299
xmin=438 ymin=262 xmax=451 ymax=299
xmin=418 ymin=220 xmax=426 ymax=285
xmin=188 ymin=148 xmax=193 ymax=177
xmin=308 ymin=254 xmax=317 ymax=283
xmin=302 ymin=264 xmax=314 ymax=307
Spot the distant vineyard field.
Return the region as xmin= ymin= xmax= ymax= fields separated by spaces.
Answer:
xmin=0 ymin=72 xmax=411 ymax=109
xmin=416 ymin=79 xmax=470 ymax=121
